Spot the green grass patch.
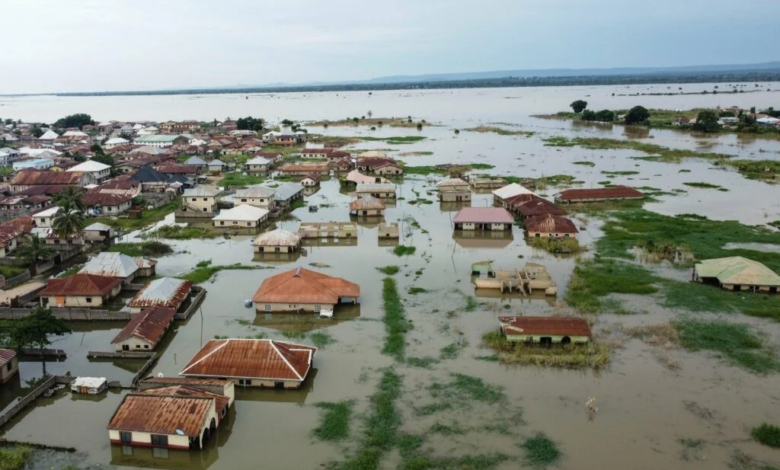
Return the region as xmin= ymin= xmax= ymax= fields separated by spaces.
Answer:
xmin=57 ymin=265 xmax=82 ymax=278
xmin=312 ymin=400 xmax=354 ymax=441
xmin=403 ymin=163 xmax=494 ymax=175
xmin=664 ymin=281 xmax=780 ymax=320
xmin=282 ymin=331 xmax=306 ymax=339
xmin=143 ymin=224 xmax=219 ymax=240
xmin=482 ymin=330 xmax=611 ymax=369
xmin=683 ymin=181 xmax=723 ymax=189
xmin=464 ymin=126 xmax=534 ymax=136
xmin=177 ymin=262 xmax=271 ymax=283
xmin=428 ymin=373 xmax=505 ymax=405
xmin=93 ymin=201 xmax=180 ymax=231
xmin=529 ymin=237 xmax=584 ymax=254
xmin=572 ymin=161 xmax=595 ymax=167
xmin=106 ymin=241 xmax=173 ymax=257
xmin=376 ymin=265 xmax=400 ymax=275
xmin=521 ymin=433 xmax=561 ymax=468
xmin=358 ymin=135 xmax=427 ymax=144
xmin=601 ymin=170 xmax=639 ymax=176
xmin=406 ymin=356 xmax=440 ymax=368
xmin=673 ymin=318 xmax=780 ymax=373
xmin=439 ymin=343 xmax=464 ymax=360
xmin=393 ymin=245 xmax=417 ymax=256
xmin=474 ymin=354 xmax=500 ymax=362
xmin=752 ymin=423 xmax=780 ymax=448
xmin=565 ymin=260 xmax=659 ymax=313
xmin=382 ymin=278 xmax=409 ymax=361
xmin=408 ymin=287 xmax=428 ymax=295
xmin=309 ymin=331 xmax=336 ymax=348
xmin=220 ymin=172 xmax=266 ymax=188
xmin=0 ymin=445 xmax=32 ymax=470
xmin=543 ymin=136 xmax=730 ymax=161
xmin=727 ymin=159 xmax=780 ymax=182
xmin=0 ymin=265 xmax=27 ymax=279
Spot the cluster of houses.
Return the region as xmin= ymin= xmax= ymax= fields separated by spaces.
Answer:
xmin=671 ymin=106 xmax=780 ymax=130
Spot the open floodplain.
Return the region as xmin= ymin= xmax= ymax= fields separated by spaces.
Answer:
xmin=1 ymin=83 xmax=780 ymax=470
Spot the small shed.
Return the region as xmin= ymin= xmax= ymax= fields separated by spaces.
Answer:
xmin=524 ymin=214 xmax=578 ymax=239
xmin=71 ymin=377 xmax=108 ymax=394
xmin=378 ymin=223 xmax=399 ymax=239
xmin=0 ymin=349 xmax=19 ymax=383
xmin=111 ymin=306 xmax=177 ymax=351
xmin=301 ymin=173 xmax=321 ymax=187
xmin=253 ymin=229 xmax=302 ymax=254
xmin=208 ymin=159 xmax=226 ymax=175
xmin=498 ymin=316 xmax=591 ymax=345
xmin=693 ymin=256 xmax=780 ymax=293
xmin=83 ymin=222 xmax=115 ymax=242
xmin=128 ymin=277 xmax=193 ymax=314
xmin=349 ymin=196 xmax=386 ymax=217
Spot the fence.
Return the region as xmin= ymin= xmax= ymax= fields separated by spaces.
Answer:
xmin=0 ymin=375 xmax=56 ymax=428
xmin=0 ymin=257 xmax=27 ymax=267
xmin=132 ymin=353 xmax=159 ymax=386
xmin=20 ymin=348 xmax=65 ymax=358
xmin=87 ymin=350 xmax=155 ymax=359
xmin=1 ymin=271 xmax=31 ymax=290
xmin=175 ymin=286 xmax=206 ymax=320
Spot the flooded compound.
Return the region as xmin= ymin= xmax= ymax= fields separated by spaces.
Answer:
xmin=2 ymin=83 xmax=780 ymax=470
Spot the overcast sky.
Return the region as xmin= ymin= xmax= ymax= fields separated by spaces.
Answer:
xmin=1 ymin=0 xmax=778 ymax=94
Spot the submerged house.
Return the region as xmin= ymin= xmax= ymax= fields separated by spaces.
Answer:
xmin=498 ymin=316 xmax=591 ymax=345
xmin=349 ymin=196 xmax=385 ymax=217
xmin=437 ymin=178 xmax=471 ymax=202
xmin=79 ymin=252 xmax=143 ymax=283
xmin=180 ymin=338 xmax=317 ymax=389
xmin=298 ymin=222 xmax=357 ymax=239
xmin=128 ymin=277 xmax=193 ymax=314
xmin=693 ymin=256 xmax=780 ymax=293
xmin=212 ymin=204 xmax=269 ymax=228
xmin=506 ymin=194 xmax=567 ymax=219
xmin=253 ymin=229 xmax=302 ymax=254
xmin=251 ymin=267 xmax=360 ymax=313
xmin=83 ymin=222 xmax=116 ymax=242
xmin=273 ymin=183 xmax=304 ymax=207
xmin=234 ymin=186 xmax=277 ymax=209
xmin=108 ymin=386 xmax=230 ymax=450
xmin=453 ymin=207 xmax=514 ymax=231
xmin=524 ymin=214 xmax=578 ymax=239
xmin=492 ymin=183 xmax=534 ymax=206
xmin=0 ymin=349 xmax=19 ymax=383
xmin=554 ymin=186 xmax=644 ymax=204
xmin=181 ymin=186 xmax=220 ymax=215
xmin=355 ymin=183 xmax=396 ymax=199
xmin=111 ymin=306 xmax=177 ymax=352
xmin=39 ymin=274 xmax=123 ymax=308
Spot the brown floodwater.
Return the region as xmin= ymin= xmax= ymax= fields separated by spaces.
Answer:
xmin=2 ymin=85 xmax=780 ymax=469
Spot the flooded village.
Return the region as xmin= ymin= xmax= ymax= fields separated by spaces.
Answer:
xmin=0 ymin=84 xmax=779 ymax=470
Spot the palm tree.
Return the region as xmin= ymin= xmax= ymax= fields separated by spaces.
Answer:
xmin=53 ymin=187 xmax=85 ymax=212
xmin=52 ymin=210 xmax=85 ymax=240
xmin=16 ymin=235 xmax=56 ymax=275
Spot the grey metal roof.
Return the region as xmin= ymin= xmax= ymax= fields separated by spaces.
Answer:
xmin=356 ymin=183 xmax=396 ymax=192
xmin=236 ymin=185 xmax=276 ymax=198
xmin=253 ymin=229 xmax=302 ymax=247
xmin=184 ymin=156 xmax=207 ymax=165
xmin=273 ymin=183 xmax=304 ymax=201
xmin=183 ymin=186 xmax=220 ymax=197
xmin=79 ymin=252 xmax=139 ymax=278
xmin=84 ymin=222 xmax=112 ymax=231
xmin=208 ymin=159 xmax=225 ymax=166
xmin=129 ymin=277 xmax=191 ymax=308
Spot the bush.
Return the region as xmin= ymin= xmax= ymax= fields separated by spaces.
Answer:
xmin=752 ymin=423 xmax=780 ymax=448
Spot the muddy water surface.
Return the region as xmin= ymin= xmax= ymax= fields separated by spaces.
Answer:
xmin=2 ymin=85 xmax=780 ymax=469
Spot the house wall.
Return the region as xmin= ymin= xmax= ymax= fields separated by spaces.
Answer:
xmin=254 ymin=245 xmax=297 ymax=253
xmin=114 ymin=336 xmax=156 ymax=352
xmin=183 ymin=196 xmax=217 ymax=213
xmin=232 ymin=378 xmax=303 ymax=389
xmin=720 ymin=283 xmax=777 ymax=293
xmin=34 ymin=216 xmax=55 ymax=228
xmin=440 ymin=191 xmax=471 ymax=202
xmin=213 ymin=215 xmax=266 ymax=228
xmin=352 ymin=209 xmax=384 ymax=216
xmin=235 ymin=196 xmax=274 ymax=208
xmin=246 ymin=164 xmax=268 ymax=174
xmin=357 ymin=191 xmax=395 ymax=199
xmin=254 ymin=302 xmax=336 ymax=313
xmin=84 ymin=229 xmax=115 ymax=242
xmin=506 ymin=334 xmax=590 ymax=344
xmin=0 ymin=357 xmax=18 ymax=382
xmin=301 ymin=179 xmax=318 ymax=187
xmin=130 ymin=297 xmax=185 ymax=314
xmin=375 ymin=166 xmax=403 ymax=175
xmin=108 ymin=429 xmax=191 ymax=450
xmin=41 ymin=285 xmax=121 ymax=308
xmin=528 ymin=231 xmax=576 ymax=239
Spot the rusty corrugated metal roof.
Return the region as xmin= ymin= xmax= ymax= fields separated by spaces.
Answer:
xmin=180 ymin=339 xmax=317 ymax=382
xmin=252 ymin=267 xmax=359 ymax=304
xmin=40 ymin=274 xmax=123 ymax=297
xmin=134 ymin=386 xmax=229 ymax=413
xmin=140 ymin=377 xmax=229 ymax=387
xmin=556 ymin=186 xmax=643 ymax=201
xmin=349 ymin=196 xmax=385 ymax=211
xmin=498 ymin=316 xmax=592 ymax=337
xmin=128 ymin=278 xmax=192 ymax=309
xmin=107 ymin=394 xmax=213 ymax=436
xmin=524 ymin=214 xmax=578 ymax=234
xmin=453 ymin=207 xmax=514 ymax=224
xmin=0 ymin=349 xmax=16 ymax=366
xmin=111 ymin=306 xmax=176 ymax=345
xmin=11 ymin=171 xmax=84 ymax=186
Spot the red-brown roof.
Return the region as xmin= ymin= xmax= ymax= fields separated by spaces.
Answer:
xmin=134 ymin=386 xmax=229 ymax=413
xmin=1 ymin=216 xmax=34 ymax=234
xmin=278 ymin=164 xmax=329 ymax=173
xmin=556 ymin=186 xmax=644 ymax=202
xmin=0 ymin=225 xmax=24 ymax=248
xmin=252 ymin=267 xmax=360 ymax=304
xmin=453 ymin=207 xmax=514 ymax=224
xmin=10 ymin=171 xmax=84 ymax=186
xmin=107 ymin=394 xmax=213 ymax=436
xmin=358 ymin=157 xmax=397 ymax=169
xmin=16 ymin=185 xmax=77 ymax=196
xmin=39 ymin=274 xmax=123 ymax=297
xmin=111 ymin=306 xmax=176 ymax=346
xmin=156 ymin=164 xmax=199 ymax=174
xmin=254 ymin=152 xmax=282 ymax=159
xmin=506 ymin=194 xmax=568 ymax=217
xmin=0 ymin=349 xmax=16 ymax=366
xmin=128 ymin=278 xmax=192 ymax=309
xmin=82 ymin=192 xmax=133 ymax=208
xmin=498 ymin=316 xmax=592 ymax=337
xmin=180 ymin=339 xmax=317 ymax=382
xmin=524 ymin=214 xmax=578 ymax=234
xmin=140 ymin=377 xmax=230 ymax=387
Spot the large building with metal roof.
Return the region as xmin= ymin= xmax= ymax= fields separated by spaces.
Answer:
xmin=694 ymin=256 xmax=780 ymax=293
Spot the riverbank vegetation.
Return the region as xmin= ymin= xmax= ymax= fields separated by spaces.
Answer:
xmin=521 ymin=433 xmax=562 ymax=468
xmin=142 ymin=224 xmax=219 ymax=240
xmin=382 ymin=278 xmax=409 ymax=361
xmin=177 ymin=260 xmax=272 ymax=283
xmin=529 ymin=237 xmax=583 ymax=254
xmin=752 ymin=423 xmax=780 ymax=448
xmin=464 ymin=126 xmax=534 ymax=136
xmin=0 ymin=445 xmax=32 ymax=470
xmin=312 ymin=400 xmax=354 ymax=441
xmin=106 ymin=241 xmax=173 ymax=257
xmin=482 ymin=329 xmax=611 ymax=369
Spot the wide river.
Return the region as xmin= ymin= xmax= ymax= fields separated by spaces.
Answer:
xmin=1 ymin=84 xmax=779 ymax=470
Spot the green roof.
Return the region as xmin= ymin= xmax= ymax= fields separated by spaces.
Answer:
xmin=695 ymin=256 xmax=780 ymax=286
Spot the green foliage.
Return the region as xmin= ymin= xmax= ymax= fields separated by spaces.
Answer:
xmin=0 ymin=265 xmax=28 ymax=279
xmin=10 ymin=307 xmax=72 ymax=353
xmin=752 ymin=423 xmax=780 ymax=448
xmin=428 ymin=373 xmax=506 ymax=405
xmin=693 ymin=110 xmax=722 ymax=132
xmin=625 ymin=105 xmax=650 ymax=124
xmin=399 ymin=453 xmax=510 ymax=470
xmin=481 ymin=329 xmax=611 ymax=369
xmin=376 ymin=265 xmax=400 ymax=275
xmin=673 ymin=318 xmax=780 ymax=373
xmin=94 ymin=201 xmax=181 ymax=230
xmin=582 ymin=109 xmax=615 ymax=122
xmin=570 ymin=100 xmax=588 ymax=113
xmin=220 ymin=172 xmax=266 ymax=188
xmin=403 ymin=163 xmax=494 ymax=175
xmin=107 ymin=241 xmax=173 ymax=257
xmin=406 ymin=356 xmax=440 ymax=368
xmin=177 ymin=263 xmax=271 ymax=283
xmin=382 ymin=278 xmax=409 ymax=361
xmin=683 ymin=181 xmax=723 ymax=189
xmin=727 ymin=159 xmax=780 ymax=182
xmin=572 ymin=161 xmax=595 ymax=167
xmin=393 ymin=245 xmax=417 ymax=256
xmin=0 ymin=445 xmax=32 ymax=470
xmin=463 ymin=126 xmax=534 ymax=136
xmin=53 ymin=186 xmax=86 ymax=212
xmin=143 ymin=225 xmax=219 ymax=240
xmin=439 ymin=343 xmax=463 ymax=360
xmin=529 ymin=237 xmax=583 ymax=254
xmin=313 ymin=400 xmax=354 ymax=441
xmin=15 ymin=235 xmax=56 ymax=264
xmin=309 ymin=331 xmax=336 ymax=348
xmin=54 ymin=113 xmax=94 ymax=129
xmin=565 ymin=260 xmax=659 ymax=313
xmin=236 ymin=116 xmax=265 ymax=132
xmin=408 ymin=287 xmax=427 ymax=295
xmin=521 ymin=433 xmax=561 ymax=468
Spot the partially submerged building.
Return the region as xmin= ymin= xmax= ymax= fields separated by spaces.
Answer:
xmin=180 ymin=338 xmax=317 ymax=389
xmin=453 ymin=207 xmax=514 ymax=231
xmin=0 ymin=349 xmax=19 ymax=383
xmin=298 ymin=222 xmax=357 ymax=239
xmin=492 ymin=183 xmax=535 ymax=206
xmin=83 ymin=222 xmax=115 ymax=242
xmin=111 ymin=306 xmax=177 ymax=351
xmin=252 ymin=267 xmax=359 ymax=313
xmin=355 ymin=183 xmax=396 ymax=199
xmin=79 ymin=252 xmax=143 ymax=283
xmin=234 ymin=186 xmax=277 ymax=209
xmin=349 ymin=195 xmax=386 ymax=217
xmin=273 ymin=183 xmax=304 ymax=208
xmin=253 ymin=228 xmax=302 ymax=254
xmin=39 ymin=274 xmax=123 ymax=308
xmin=378 ymin=222 xmax=400 ymax=239
xmin=437 ymin=178 xmax=471 ymax=202
xmin=498 ymin=316 xmax=591 ymax=345
xmin=181 ymin=186 xmax=220 ymax=215
xmin=213 ymin=204 xmax=269 ymax=228
xmin=128 ymin=277 xmax=193 ymax=314
xmin=524 ymin=214 xmax=578 ymax=239
xmin=693 ymin=256 xmax=780 ymax=293
xmin=554 ymin=186 xmax=644 ymax=203
xmin=505 ymin=194 xmax=567 ymax=219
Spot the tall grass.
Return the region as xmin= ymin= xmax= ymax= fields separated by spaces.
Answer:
xmin=521 ymin=433 xmax=561 ymax=468
xmin=177 ymin=263 xmax=272 ymax=283
xmin=393 ymin=245 xmax=417 ymax=256
xmin=428 ymin=373 xmax=506 ymax=405
xmin=382 ymin=278 xmax=409 ymax=361
xmin=565 ymin=260 xmax=659 ymax=313
xmin=752 ymin=423 xmax=780 ymax=448
xmin=0 ymin=446 xmax=32 ymax=470
xmin=312 ymin=400 xmax=354 ymax=441
xmin=107 ymin=241 xmax=173 ymax=257
xmin=309 ymin=331 xmax=335 ymax=348
xmin=376 ymin=265 xmax=400 ymax=275
xmin=482 ymin=330 xmax=611 ymax=369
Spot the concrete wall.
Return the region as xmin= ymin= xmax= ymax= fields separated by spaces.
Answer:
xmin=0 ymin=375 xmax=56 ymax=428
xmin=246 ymin=164 xmax=268 ymax=174
xmin=440 ymin=191 xmax=471 ymax=202
xmin=41 ymin=284 xmax=121 ymax=308
xmin=182 ymin=196 xmax=217 ymax=213
xmin=2 ymin=271 xmax=31 ymax=289
xmin=108 ymin=429 xmax=191 ymax=450
xmin=213 ymin=216 xmax=266 ymax=228
xmin=0 ymin=307 xmax=131 ymax=321
xmin=234 ymin=196 xmax=274 ymax=208
xmin=254 ymin=245 xmax=296 ymax=253
xmin=114 ymin=336 xmax=156 ymax=352
xmin=506 ymin=334 xmax=590 ymax=344
xmin=351 ymin=209 xmax=384 ymax=216
xmin=89 ymin=350 xmax=155 ymax=359
xmin=254 ymin=302 xmax=335 ymax=313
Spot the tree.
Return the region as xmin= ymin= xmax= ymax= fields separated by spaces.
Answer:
xmin=53 ymin=113 xmax=94 ymax=130
xmin=570 ymin=100 xmax=588 ymax=114
xmin=31 ymin=126 xmax=43 ymax=138
xmin=693 ymin=110 xmax=721 ymax=133
xmin=581 ymin=110 xmax=596 ymax=121
xmin=90 ymin=143 xmax=104 ymax=155
xmin=10 ymin=307 xmax=71 ymax=371
xmin=16 ymin=235 xmax=56 ymax=274
xmin=72 ymin=152 xmax=87 ymax=162
xmin=594 ymin=110 xmax=615 ymax=122
xmin=281 ymin=119 xmax=294 ymax=126
xmin=92 ymin=152 xmax=114 ymax=167
xmin=236 ymin=116 xmax=265 ymax=132
xmin=624 ymin=106 xmax=650 ymax=124
xmin=53 ymin=186 xmax=86 ymax=212
xmin=367 ymin=110 xmax=373 ymax=119
xmin=52 ymin=209 xmax=85 ymax=239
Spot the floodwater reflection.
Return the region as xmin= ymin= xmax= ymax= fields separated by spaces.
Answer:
xmin=453 ymin=230 xmax=514 ymax=249
xmin=252 ymin=306 xmax=360 ymax=332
